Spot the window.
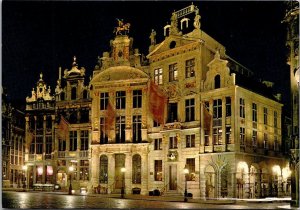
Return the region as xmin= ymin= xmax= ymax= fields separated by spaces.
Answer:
xmin=116 ymin=91 xmax=126 ymax=109
xmin=226 ymin=126 xmax=231 ymax=144
xmin=185 ymin=98 xmax=195 ymax=122
xmin=169 ymin=136 xmax=178 ymax=149
xmin=213 ymin=99 xmax=222 ymax=119
xmin=132 ymin=154 xmax=141 ymax=184
xmin=133 ymin=90 xmax=142 ymax=108
xmin=185 ymin=58 xmax=195 ymax=78
xmin=58 ymin=139 xmax=66 ymax=151
xmin=204 ymin=130 xmax=209 ymax=146
xmin=226 ymin=97 xmax=231 ymax=117
xmin=240 ymin=98 xmax=245 ymax=118
xmin=36 ymin=136 xmax=43 ymax=154
xmin=71 ymin=87 xmax=77 ymax=100
xmin=80 ymin=130 xmax=89 ymax=150
xmin=154 ymin=160 xmax=162 ymax=181
xmin=154 ymin=68 xmax=163 ymax=85
xmin=83 ymin=90 xmax=88 ymax=99
xmin=263 ymin=107 xmax=268 ymax=125
xmin=169 ymin=63 xmax=178 ymax=82
xmin=263 ymin=133 xmax=268 ymax=149
xmin=69 ymin=131 xmax=77 ymax=151
xmin=79 ymin=160 xmax=89 ymax=181
xmin=115 ymin=116 xmax=125 ymax=143
xmin=153 ymin=120 xmax=160 ymax=127
xmin=240 ymin=127 xmax=245 ymax=146
xmin=274 ymin=111 xmax=278 ymax=128
xmin=46 ymin=136 xmax=52 ymax=154
xmin=252 ymin=130 xmax=257 ymax=147
xmin=99 ymin=155 xmax=108 ymax=183
xmin=252 ymin=103 xmax=257 ymax=122
xmin=186 ymin=134 xmax=195 ymax=148
xmin=100 ymin=92 xmax=109 ymax=110
xmin=214 ymin=75 xmax=220 ymax=89
xmin=186 ymin=158 xmax=195 ymax=181
xmin=213 ymin=127 xmax=222 ymax=145
xmin=167 ymin=103 xmax=178 ymax=123
xmin=154 ymin=138 xmax=162 ymax=150
xmin=132 ymin=115 xmax=142 ymax=143
xmin=274 ymin=136 xmax=279 ymax=151
xmin=100 ymin=117 xmax=108 ymax=144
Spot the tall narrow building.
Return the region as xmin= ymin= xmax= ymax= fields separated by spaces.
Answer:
xmin=24 ymin=73 xmax=55 ymax=188
xmin=54 ymin=57 xmax=92 ymax=191
xmin=282 ymin=1 xmax=299 ymax=207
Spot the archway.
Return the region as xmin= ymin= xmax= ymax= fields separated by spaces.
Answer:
xmin=236 ymin=161 xmax=249 ymax=198
xmin=205 ymin=165 xmax=216 ymax=199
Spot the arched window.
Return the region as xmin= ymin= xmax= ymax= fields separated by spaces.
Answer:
xmin=99 ymin=155 xmax=108 ymax=184
xmin=214 ymin=75 xmax=221 ymax=89
xmin=71 ymin=87 xmax=77 ymax=100
xmin=83 ymin=90 xmax=88 ymax=99
xmin=132 ymin=154 xmax=141 ymax=184
xmin=61 ymin=92 xmax=65 ymax=101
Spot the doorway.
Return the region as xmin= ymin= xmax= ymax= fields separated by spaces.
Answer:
xmin=115 ymin=154 xmax=125 ymax=189
xmin=169 ymin=165 xmax=177 ymax=190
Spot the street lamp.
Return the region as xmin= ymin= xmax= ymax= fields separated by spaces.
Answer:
xmin=22 ymin=165 xmax=27 ymax=190
xmin=184 ymin=167 xmax=189 ymax=202
xmin=68 ymin=165 xmax=74 ymax=195
xmin=121 ymin=167 xmax=126 ymax=198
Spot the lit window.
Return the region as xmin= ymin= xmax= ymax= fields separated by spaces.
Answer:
xmin=169 ymin=63 xmax=178 ymax=82
xmin=154 ymin=68 xmax=163 ymax=85
xmin=185 ymin=59 xmax=195 ymax=78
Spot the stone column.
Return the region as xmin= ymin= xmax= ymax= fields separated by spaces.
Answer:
xmin=107 ymin=154 xmax=115 ymax=194
xmin=125 ymin=153 xmax=132 ymax=195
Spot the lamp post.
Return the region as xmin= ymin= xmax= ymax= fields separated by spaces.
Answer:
xmin=68 ymin=165 xmax=74 ymax=195
xmin=121 ymin=167 xmax=126 ymax=198
xmin=184 ymin=167 xmax=189 ymax=202
xmin=22 ymin=165 xmax=27 ymax=190
xmin=290 ymin=68 xmax=300 ymax=207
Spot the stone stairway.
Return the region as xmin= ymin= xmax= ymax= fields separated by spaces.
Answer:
xmin=162 ymin=190 xmax=183 ymax=197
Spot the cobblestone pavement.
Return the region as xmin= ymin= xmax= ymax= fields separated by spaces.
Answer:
xmin=2 ymin=191 xmax=296 ymax=209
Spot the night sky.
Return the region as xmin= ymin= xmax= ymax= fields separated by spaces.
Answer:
xmin=2 ymin=1 xmax=290 ymax=110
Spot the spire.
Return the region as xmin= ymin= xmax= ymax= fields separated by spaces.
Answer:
xmin=72 ymin=56 xmax=78 ymax=67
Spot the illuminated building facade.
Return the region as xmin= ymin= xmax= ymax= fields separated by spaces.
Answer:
xmin=24 ymin=73 xmax=56 ymax=187
xmin=2 ymin=88 xmax=25 ymax=188
xmin=54 ymin=58 xmax=91 ymax=191
xmin=89 ymin=4 xmax=289 ymax=199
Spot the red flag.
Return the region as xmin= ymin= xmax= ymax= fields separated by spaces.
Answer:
xmin=58 ymin=115 xmax=69 ymax=139
xmin=148 ymin=81 xmax=167 ymax=125
xmin=103 ymin=101 xmax=116 ymax=134
xmin=203 ymin=104 xmax=211 ymax=132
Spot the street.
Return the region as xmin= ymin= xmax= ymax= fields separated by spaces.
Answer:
xmin=2 ymin=191 xmax=293 ymax=209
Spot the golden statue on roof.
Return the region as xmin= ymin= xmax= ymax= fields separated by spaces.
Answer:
xmin=114 ymin=18 xmax=131 ymax=35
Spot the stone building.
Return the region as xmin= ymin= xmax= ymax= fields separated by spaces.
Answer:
xmin=54 ymin=57 xmax=92 ymax=191
xmin=282 ymin=1 xmax=299 ymax=207
xmin=24 ymin=73 xmax=55 ymax=188
xmin=88 ymin=4 xmax=289 ymax=199
xmin=2 ymin=87 xmax=25 ymax=188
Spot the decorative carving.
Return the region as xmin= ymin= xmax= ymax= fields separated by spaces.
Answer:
xmin=113 ymin=18 xmax=130 ymax=35
xmin=149 ymin=29 xmax=156 ymax=46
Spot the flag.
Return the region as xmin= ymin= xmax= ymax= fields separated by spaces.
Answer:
xmin=203 ymin=103 xmax=211 ymax=132
xmin=103 ymin=101 xmax=116 ymax=135
xmin=58 ymin=115 xmax=69 ymax=139
xmin=148 ymin=81 xmax=167 ymax=125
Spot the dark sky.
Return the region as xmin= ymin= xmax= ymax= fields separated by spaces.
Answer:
xmin=2 ymin=1 xmax=290 ymax=108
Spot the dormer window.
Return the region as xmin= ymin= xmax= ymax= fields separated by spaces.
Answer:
xmin=214 ymin=75 xmax=220 ymax=89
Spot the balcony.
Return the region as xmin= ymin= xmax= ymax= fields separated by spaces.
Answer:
xmin=80 ymin=150 xmax=89 ymax=158
xmin=163 ymin=121 xmax=182 ymax=130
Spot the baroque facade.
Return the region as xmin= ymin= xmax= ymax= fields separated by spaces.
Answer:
xmin=17 ymin=3 xmax=291 ymax=200
xmin=2 ymin=88 xmax=25 ymax=188
xmin=88 ymin=4 xmax=289 ymax=199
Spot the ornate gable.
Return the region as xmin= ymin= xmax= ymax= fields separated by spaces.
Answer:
xmin=203 ymin=51 xmax=235 ymax=91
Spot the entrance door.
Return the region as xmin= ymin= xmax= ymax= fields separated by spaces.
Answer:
xmin=169 ymin=165 xmax=177 ymax=190
xmin=115 ymin=154 xmax=125 ymax=189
